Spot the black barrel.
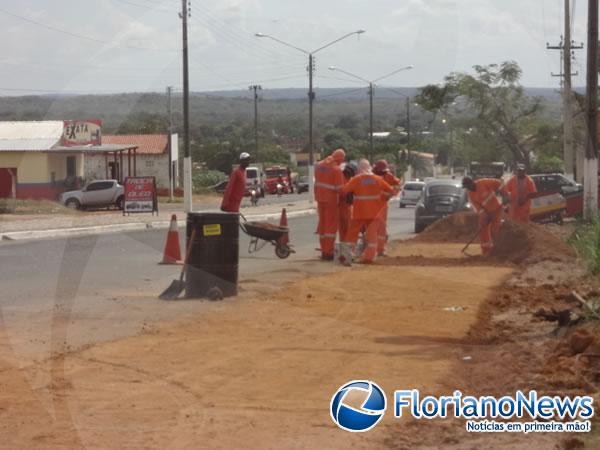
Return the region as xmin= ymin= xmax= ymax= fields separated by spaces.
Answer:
xmin=185 ymin=212 xmax=239 ymax=299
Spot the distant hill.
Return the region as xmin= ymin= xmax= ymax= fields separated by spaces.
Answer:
xmin=0 ymin=86 xmax=567 ymax=133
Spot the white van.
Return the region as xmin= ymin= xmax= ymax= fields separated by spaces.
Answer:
xmin=245 ymin=166 xmax=264 ymax=195
xmin=399 ymin=181 xmax=425 ymax=208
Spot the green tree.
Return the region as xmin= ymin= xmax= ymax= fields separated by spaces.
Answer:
xmin=416 ymin=61 xmax=543 ymax=167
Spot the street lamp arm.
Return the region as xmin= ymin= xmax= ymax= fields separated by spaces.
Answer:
xmin=373 ymin=65 xmax=413 ymax=83
xmin=311 ymin=30 xmax=366 ymax=54
xmin=254 ymin=33 xmax=309 ymax=54
xmin=328 ymin=66 xmax=371 ymax=84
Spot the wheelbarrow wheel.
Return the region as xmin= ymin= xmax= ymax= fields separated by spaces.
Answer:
xmin=275 ymin=244 xmax=291 ymax=259
xmin=206 ymin=286 xmax=224 ymax=301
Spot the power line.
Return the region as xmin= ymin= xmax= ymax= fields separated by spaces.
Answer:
xmin=315 ymin=75 xmax=364 ymax=84
xmin=0 ymin=6 xmax=177 ymax=52
xmin=318 ymin=87 xmax=367 ymax=98
xmin=111 ymin=0 xmax=173 ymax=11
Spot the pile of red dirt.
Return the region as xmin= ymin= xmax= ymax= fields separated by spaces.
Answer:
xmin=415 ymin=212 xmax=479 ymax=243
xmin=414 ymin=212 xmax=575 ymax=264
xmin=489 ymin=219 xmax=575 ymax=264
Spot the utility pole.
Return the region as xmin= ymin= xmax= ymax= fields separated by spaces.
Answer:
xmin=167 ymin=86 xmax=174 ymax=201
xmin=249 ymin=85 xmax=262 ymax=163
xmin=564 ymin=0 xmax=574 ymax=180
xmin=584 ymin=0 xmax=598 ymax=220
xmin=180 ymin=0 xmax=192 ymax=212
xmin=308 ymin=54 xmax=315 ymax=166
xmin=547 ymin=0 xmax=584 ymax=180
xmin=369 ymin=82 xmax=374 ymax=159
xmin=308 ymin=54 xmax=315 ymax=203
xmin=406 ymin=96 xmax=411 ymax=151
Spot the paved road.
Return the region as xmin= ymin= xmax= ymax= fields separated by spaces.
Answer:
xmin=190 ymin=192 xmax=309 ymax=211
xmin=0 ymin=205 xmax=415 ymax=360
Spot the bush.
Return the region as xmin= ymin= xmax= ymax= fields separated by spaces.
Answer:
xmin=192 ymin=170 xmax=226 ymax=193
xmin=531 ymin=155 xmax=564 ymax=173
xmin=569 ymin=219 xmax=600 ymax=274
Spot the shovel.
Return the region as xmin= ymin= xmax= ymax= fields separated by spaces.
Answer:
xmin=159 ymin=227 xmax=197 ymax=300
xmin=461 ymin=223 xmax=484 ymax=256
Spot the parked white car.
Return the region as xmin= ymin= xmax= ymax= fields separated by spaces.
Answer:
xmin=60 ymin=180 xmax=124 ymax=210
xmin=399 ymin=181 xmax=425 ymax=208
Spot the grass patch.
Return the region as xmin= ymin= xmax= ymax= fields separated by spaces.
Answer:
xmin=569 ymin=218 xmax=600 ymax=274
xmin=0 ymin=199 xmax=78 ymax=216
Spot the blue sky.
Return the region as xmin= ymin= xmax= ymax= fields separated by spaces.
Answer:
xmin=0 ymin=0 xmax=590 ymax=94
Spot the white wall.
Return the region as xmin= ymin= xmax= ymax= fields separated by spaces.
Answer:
xmin=84 ymin=154 xmax=170 ymax=188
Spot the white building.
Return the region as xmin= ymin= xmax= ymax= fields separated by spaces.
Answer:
xmin=84 ymin=134 xmax=178 ymax=189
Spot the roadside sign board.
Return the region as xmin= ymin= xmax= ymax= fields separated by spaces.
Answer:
xmin=62 ymin=119 xmax=102 ymax=146
xmin=123 ymin=177 xmax=158 ymax=215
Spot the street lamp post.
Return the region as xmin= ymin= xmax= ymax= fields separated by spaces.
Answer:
xmin=255 ymin=30 xmax=365 ymax=201
xmin=328 ymin=65 xmax=413 ymax=159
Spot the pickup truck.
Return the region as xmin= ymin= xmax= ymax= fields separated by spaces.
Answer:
xmin=60 ymin=179 xmax=124 ymax=210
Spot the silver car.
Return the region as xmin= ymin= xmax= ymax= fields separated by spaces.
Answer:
xmin=60 ymin=180 xmax=124 ymax=210
xmin=399 ymin=181 xmax=425 ymax=208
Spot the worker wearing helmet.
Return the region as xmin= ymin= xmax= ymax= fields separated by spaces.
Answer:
xmin=462 ymin=176 xmax=504 ymax=256
xmin=342 ymin=159 xmax=394 ymax=263
xmin=373 ymin=159 xmax=401 ymax=256
xmin=315 ymin=148 xmax=346 ymax=260
xmin=338 ymin=161 xmax=357 ymax=242
xmin=221 ymin=152 xmax=251 ymax=213
xmin=505 ymin=164 xmax=537 ymax=223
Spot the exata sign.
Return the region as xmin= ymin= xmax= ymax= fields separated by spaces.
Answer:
xmin=62 ymin=120 xmax=102 ymax=146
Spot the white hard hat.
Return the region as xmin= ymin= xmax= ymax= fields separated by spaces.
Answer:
xmin=239 ymin=152 xmax=251 ymax=161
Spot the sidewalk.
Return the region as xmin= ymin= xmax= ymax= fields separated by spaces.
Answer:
xmin=0 ymin=198 xmax=315 ymax=240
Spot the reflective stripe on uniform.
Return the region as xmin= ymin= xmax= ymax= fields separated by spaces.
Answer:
xmin=367 ymin=243 xmax=377 ymax=248
xmin=353 ymin=195 xmax=381 ymax=201
xmin=320 ymin=233 xmax=336 ymax=238
xmin=315 ymin=182 xmax=341 ymax=191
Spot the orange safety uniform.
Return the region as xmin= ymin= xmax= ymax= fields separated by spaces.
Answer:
xmin=315 ymin=157 xmax=344 ymax=257
xmin=468 ymin=178 xmax=503 ymax=256
xmin=338 ymin=171 xmax=353 ymax=242
xmin=505 ymin=175 xmax=537 ymax=223
xmin=342 ymin=174 xmax=394 ymax=263
xmin=376 ymin=172 xmax=402 ymax=254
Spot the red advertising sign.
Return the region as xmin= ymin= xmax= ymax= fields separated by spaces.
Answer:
xmin=62 ymin=119 xmax=102 ymax=146
xmin=123 ymin=176 xmax=158 ymax=215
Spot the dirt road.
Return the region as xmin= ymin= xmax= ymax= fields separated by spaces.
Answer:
xmin=0 ymin=241 xmax=515 ymax=449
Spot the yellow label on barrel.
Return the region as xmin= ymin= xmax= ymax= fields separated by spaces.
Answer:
xmin=203 ymin=224 xmax=222 ymax=236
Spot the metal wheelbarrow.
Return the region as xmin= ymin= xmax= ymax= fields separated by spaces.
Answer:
xmin=239 ymin=215 xmax=294 ymax=259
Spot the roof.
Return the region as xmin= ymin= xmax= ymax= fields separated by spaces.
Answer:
xmin=425 ymin=179 xmax=462 ymax=187
xmin=52 ymin=144 xmax=137 ymax=153
xmin=102 ymin=134 xmax=168 ymax=155
xmin=371 ymin=132 xmax=391 ymax=138
xmin=0 ymin=120 xmax=63 ymax=151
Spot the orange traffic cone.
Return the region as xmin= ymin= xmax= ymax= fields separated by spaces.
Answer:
xmin=160 ymin=214 xmax=182 ymax=264
xmin=278 ymin=208 xmax=289 ymax=245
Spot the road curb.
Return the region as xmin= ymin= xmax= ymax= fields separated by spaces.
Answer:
xmin=0 ymin=208 xmax=317 ymax=242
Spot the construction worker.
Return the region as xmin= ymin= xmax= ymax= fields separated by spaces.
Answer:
xmin=462 ymin=176 xmax=504 ymax=256
xmin=221 ymin=152 xmax=251 ymax=213
xmin=373 ymin=159 xmax=401 ymax=256
xmin=505 ymin=163 xmax=537 ymax=223
xmin=315 ymin=148 xmax=346 ymax=260
xmin=339 ymin=161 xmax=357 ymax=243
xmin=342 ymin=159 xmax=394 ymax=263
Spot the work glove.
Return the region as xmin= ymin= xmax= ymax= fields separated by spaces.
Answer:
xmin=346 ymin=193 xmax=354 ymax=205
